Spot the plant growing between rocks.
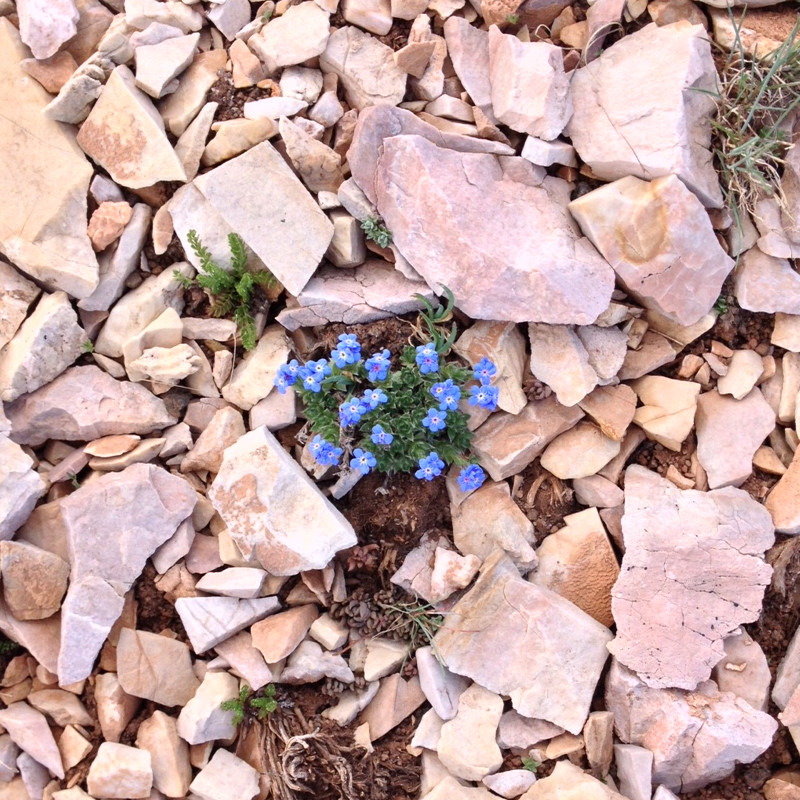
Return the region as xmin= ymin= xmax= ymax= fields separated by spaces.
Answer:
xmin=175 ymin=229 xmax=277 ymax=351
xmin=220 ymin=683 xmax=277 ymax=726
xmin=360 ymin=216 xmax=393 ymax=249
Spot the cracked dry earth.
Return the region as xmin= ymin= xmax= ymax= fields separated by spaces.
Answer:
xmin=3 ymin=0 xmax=800 ymax=799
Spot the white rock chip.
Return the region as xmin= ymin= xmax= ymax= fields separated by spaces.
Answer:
xmin=17 ymin=0 xmax=79 ymax=59
xmin=189 ymin=747 xmax=260 ymax=800
xmin=0 ymin=702 xmax=63 ymax=779
xmin=209 ymin=426 xmax=357 ymax=575
xmin=521 ymin=760 xmax=627 ymax=798
xmin=631 ymin=375 xmax=700 ymax=451
xmin=566 ymin=21 xmax=722 ymax=208
xmin=177 ymin=671 xmax=239 ymax=745
xmin=135 ymin=711 xmax=191 ymax=799
xmin=0 ymin=437 xmax=46 ymax=541
xmin=434 ymin=551 xmax=612 ymax=734
xmin=539 ymin=422 xmax=621 ymax=480
xmin=0 ymin=20 xmax=98 ymax=300
xmin=0 ymin=262 xmax=40 ymax=351
xmin=609 ymin=466 xmax=774 ymax=690
xmin=135 ymin=32 xmax=199 ymax=98
xmin=734 ymin=247 xmax=800 ymax=315
xmin=249 ymin=2 xmax=330 ymax=71
xmin=86 ymin=742 xmax=152 ymax=799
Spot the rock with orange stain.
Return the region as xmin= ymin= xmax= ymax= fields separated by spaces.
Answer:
xmin=87 ymin=202 xmax=134 ymax=252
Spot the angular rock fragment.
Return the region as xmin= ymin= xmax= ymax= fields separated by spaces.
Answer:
xmin=631 ymin=375 xmax=700 ymax=451
xmin=0 ymin=262 xmax=40 ymax=351
xmin=86 ymin=742 xmax=152 ymax=799
xmin=0 ymin=541 xmax=69 ymax=620
xmin=249 ymin=2 xmax=330 ymax=71
xmin=0 ymin=702 xmax=64 ymax=779
xmin=134 ymin=32 xmax=199 ymax=99
xmin=279 ymin=117 xmax=344 ymax=194
xmin=135 ymin=711 xmax=191 ymax=799
xmin=734 ymin=247 xmax=800 ymax=315
xmin=374 ymin=135 xmax=614 ymax=323
xmin=521 ymin=760 xmax=627 ymax=798
xmin=766 ymin=448 xmax=800 ymax=534
xmin=0 ymin=438 xmax=46 ymax=541
xmin=712 ymin=629 xmax=771 ymax=713
xmin=5 ymin=366 xmax=176 ymax=446
xmin=610 ymin=466 xmax=774 ymax=690
xmin=176 ymin=671 xmax=238 ymax=745
xmin=434 ymin=551 xmax=612 ymax=734
xmin=209 ymin=426 xmax=357 ymax=575
xmin=0 ymin=20 xmax=98 ymax=300
xmin=540 ymin=422 xmax=621 ymax=479
xmin=566 ymin=21 xmax=722 ymax=208
xmin=569 ymin=175 xmax=734 ymax=325
xmin=77 ymin=66 xmax=186 ymax=189
xmin=443 ymin=18 xmax=495 ymax=121
xmin=17 ymin=0 xmax=79 ymax=59
xmin=606 ymin=659 xmax=777 ymax=792
xmin=189 ymin=748 xmax=260 ymax=800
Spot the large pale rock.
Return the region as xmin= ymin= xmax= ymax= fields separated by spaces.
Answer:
xmin=0 ymin=20 xmax=98 ymax=300
xmin=471 ymin=397 xmax=584 ymax=481
xmin=249 ymin=2 xmax=330 ymax=71
xmin=0 ymin=292 xmax=85 ymax=403
xmin=277 ymin=261 xmax=434 ymax=331
xmin=17 ymin=0 xmax=79 ymax=59
xmin=437 ymin=684 xmax=503 ymax=781
xmin=374 ymin=135 xmax=614 ymax=323
xmin=77 ymin=66 xmax=186 ymax=189
xmin=180 ymin=407 xmax=244 ymax=475
xmin=135 ymin=711 xmax=191 ymax=799
xmin=189 ymin=141 xmax=333 ymax=297
xmin=0 ymin=438 xmax=46 ymax=541
xmin=540 ymin=423 xmax=621 ymax=479
xmin=0 ymin=262 xmax=40 ymax=351
xmin=359 ymin=673 xmax=426 ymax=740
xmin=569 ymin=175 xmax=733 ymax=325
xmin=0 ymin=702 xmax=63 ymax=779
xmin=530 ymin=508 xmax=618 ymax=627
xmin=734 ymin=247 xmax=800 ymax=314
xmin=134 ymin=32 xmax=199 ymax=99
xmin=443 ymin=18 xmax=494 ymax=121
xmin=58 ymin=464 xmax=196 ymax=684
xmin=631 ymin=375 xmax=700 ymax=451
xmin=0 ymin=540 xmax=69 ymax=620
xmin=434 ymin=551 xmax=612 ymax=734
xmin=610 ymin=466 xmax=774 ymax=690
xmin=319 ymin=26 xmax=407 ymax=110
xmin=86 ymin=742 xmax=152 ymax=799
xmin=0 ymin=597 xmax=60 ymax=676
xmin=4 ymin=366 xmax=176 ymax=446
xmin=766 ymin=448 xmax=800 ymax=534
xmin=251 ymin=604 xmax=319 ymax=663
xmin=116 ymin=628 xmax=200 ymax=706
xmin=189 ymin=748 xmax=260 ymax=800
xmin=695 ymin=389 xmax=776 ymax=489
xmin=488 ymin=27 xmax=571 ymax=140
xmin=281 ymin=639 xmax=355 ymax=684
xmin=279 ymin=116 xmax=343 ymax=194
xmin=606 ymin=659 xmax=777 ymax=792
xmin=520 ymin=760 xmax=627 ymax=799
xmin=566 ymin=21 xmax=721 ymax=208
xmin=209 ymin=426 xmax=357 ymax=576
xmin=712 ymin=629 xmax=771 ymax=713
xmin=176 ymin=671 xmax=238 ymax=745
xmin=94 ymin=673 xmax=141 ymax=744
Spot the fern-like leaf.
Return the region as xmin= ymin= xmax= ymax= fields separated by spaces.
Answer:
xmin=228 ymin=232 xmax=248 ymax=272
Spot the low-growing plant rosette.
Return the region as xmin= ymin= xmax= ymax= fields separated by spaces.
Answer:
xmin=274 ymin=334 xmax=497 ymax=491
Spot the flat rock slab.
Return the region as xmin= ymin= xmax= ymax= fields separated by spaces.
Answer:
xmin=4 ymin=365 xmax=176 ymax=447
xmin=569 ymin=175 xmax=734 ymax=326
xmin=374 ymin=134 xmax=614 ymax=324
xmin=566 ymin=20 xmax=722 ymax=209
xmin=0 ymin=19 xmax=98 ymax=300
xmin=609 ymin=466 xmax=774 ymax=690
xmin=0 ymin=436 xmax=46 ymax=541
xmin=433 ymin=550 xmax=612 ymax=734
xmin=606 ymin=659 xmax=777 ymax=792
xmin=209 ymin=426 xmax=357 ymax=576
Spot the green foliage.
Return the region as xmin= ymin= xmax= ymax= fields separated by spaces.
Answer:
xmin=66 ymin=471 xmax=81 ymax=490
xmin=413 ymin=286 xmax=458 ymax=355
xmin=521 ymin=755 xmax=541 ymax=773
xmin=221 ymin=684 xmax=277 ymax=726
xmin=505 ymin=12 xmax=520 ymax=24
xmin=360 ymin=216 xmax=393 ymax=248
xmin=376 ymin=599 xmax=445 ymax=652
xmin=713 ymin=294 xmax=730 ymax=315
xmin=80 ymin=340 xmax=94 ymax=354
xmin=703 ymin=11 xmax=800 ymax=227
xmin=176 ymin=230 xmax=276 ymax=351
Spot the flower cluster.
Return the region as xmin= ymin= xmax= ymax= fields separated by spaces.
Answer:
xmin=275 ymin=334 xmax=499 ymax=491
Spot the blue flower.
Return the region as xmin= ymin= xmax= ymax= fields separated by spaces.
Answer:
xmin=415 ymin=452 xmax=444 ymax=481
xmin=457 ymin=464 xmax=486 ymax=492
xmin=361 ymin=388 xmax=388 ymax=409
xmin=415 ymin=344 xmax=439 ymax=374
xmin=309 ymin=435 xmax=342 ymax=466
xmin=274 ymin=359 xmax=300 ymax=394
xmin=330 ymin=346 xmax=356 ymax=368
xmin=422 ymin=407 xmax=447 ymax=433
xmin=370 ymin=424 xmax=394 ymax=446
xmin=430 ymin=379 xmax=460 ymax=411
xmin=307 ymin=358 xmax=332 ymax=380
xmin=337 ymin=333 xmax=361 ymax=357
xmin=298 ymin=366 xmax=322 ymax=392
xmin=339 ymin=397 xmax=367 ymax=427
xmin=468 ymin=383 xmax=499 ymax=411
xmin=473 ymin=357 xmax=497 ymax=384
xmin=365 ymin=349 xmax=391 ymax=382
xmin=350 ymin=448 xmax=376 ymax=475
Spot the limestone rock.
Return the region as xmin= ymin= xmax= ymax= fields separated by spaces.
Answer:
xmin=281 ymin=639 xmax=355 ymax=684
xmin=176 ymin=671 xmax=238 ymax=745
xmin=374 ymin=135 xmax=614 ymax=324
xmin=116 ymin=628 xmax=200 ymax=706
xmin=125 ymin=0 xmax=204 ymax=32
xmin=180 ymin=407 xmax=245 ymax=475
xmin=488 ymin=26 xmax=571 ymax=140
xmin=610 ymin=466 xmax=774 ymax=690
xmin=320 ymin=26 xmax=407 ymax=110
xmin=94 ymin=673 xmax=141 ymax=745
xmin=437 ymin=684 xmax=503 ymax=781
xmin=766 ymin=448 xmax=800 ymax=534
xmin=540 ymin=422 xmax=621 ymax=479
xmin=77 ymin=65 xmax=186 ymax=189
xmin=189 ymin=748 xmax=260 ymax=800
xmin=279 ymin=117 xmax=344 ymax=194
xmin=87 ymin=202 xmax=134 ymax=253
xmin=434 ymin=551 xmax=612 ymax=734
xmin=443 ymin=18 xmax=494 ymax=121
xmin=734 ymin=247 xmax=800 ymax=315
xmin=17 ymin=0 xmax=79 ymax=59
xmin=209 ymin=426 xmax=357 ymax=575
xmin=631 ymin=375 xmax=700 ymax=451
xmin=0 ymin=20 xmax=98 ymax=300
xmin=695 ymin=388 xmax=776 ymax=489
xmin=251 ymin=604 xmax=319 ymax=663
xmin=0 ymin=262 xmax=40 ymax=352
xmin=0 ymin=291 xmax=85 ymax=403
xmin=4 ymin=366 xmax=176 ymax=446
xmin=0 ymin=437 xmax=46 ymax=541
xmin=530 ymin=508 xmax=619 ymax=627
xmin=717 ymin=349 xmax=764 ymax=398
xmin=566 ymin=21 xmax=722 ymax=208
xmin=521 ymin=760 xmax=626 ymax=799
xmin=606 ymin=659 xmax=777 ymax=792
xmin=0 ymin=702 xmax=63 ymax=779
xmin=570 ymin=175 xmax=734 ymax=325
xmin=359 ymin=673 xmax=426 ymax=740
xmin=429 ymin=548 xmax=481 ymax=603
xmin=276 ymin=261 xmax=434 ymax=331
xmin=471 ymin=397 xmax=584 ymax=481
xmin=249 ymin=2 xmax=330 ymax=71
xmin=342 ymin=0 xmax=392 ymax=35
xmin=135 ymin=711 xmax=191 ymax=799
xmin=712 ymin=628 xmax=771 ymax=713
xmin=0 ymin=541 xmax=69 ymax=620
xmin=86 ymin=742 xmax=152 ymax=799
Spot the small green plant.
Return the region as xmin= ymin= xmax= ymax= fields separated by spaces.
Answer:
xmin=376 ymin=599 xmax=445 ymax=652
xmin=360 ymin=216 xmax=393 ymax=249
xmin=274 ymin=322 xmax=498 ymax=488
xmin=80 ymin=340 xmax=94 ymax=354
xmin=0 ymin=638 xmax=19 ymax=656
xmin=713 ymin=294 xmax=730 ymax=315
xmin=521 ymin=755 xmax=541 ymax=773
xmin=66 ymin=472 xmax=81 ymax=490
xmin=221 ymin=684 xmax=277 ymax=726
xmin=175 ymin=230 xmax=276 ymax=351
xmin=704 ymin=12 xmax=800 ymax=228
xmin=505 ymin=12 xmax=520 ymax=24
xmin=412 ymin=286 xmax=457 ymax=355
